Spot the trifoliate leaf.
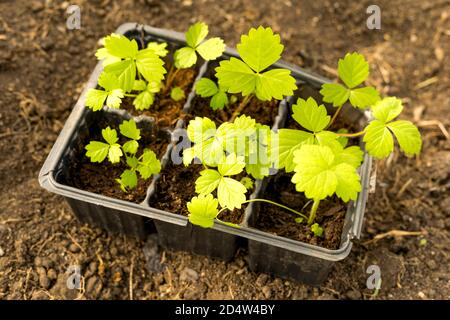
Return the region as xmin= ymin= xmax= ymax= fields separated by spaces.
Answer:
xmin=273 ymin=129 xmax=314 ymax=172
xmin=120 ymin=169 xmax=137 ymax=189
xmin=95 ymin=47 xmax=121 ymax=66
xmin=240 ymin=177 xmax=254 ymax=189
xmin=311 ymin=223 xmax=324 ymax=237
xmin=320 ymin=83 xmax=350 ymax=107
xmin=363 ymin=120 xmax=394 ymax=158
xmin=187 ymin=193 xmax=219 ymax=228
xmin=126 ymin=156 xmax=139 ymax=170
xmin=196 ymin=38 xmax=225 ymax=61
xmin=102 ymin=127 xmax=118 ymax=145
xmin=195 ymin=78 xmax=219 ymax=97
xmin=237 ymin=26 xmax=283 ymax=72
xmin=349 ymin=86 xmax=380 ymax=109
xmin=195 ymin=169 xmax=222 ymax=194
xmin=387 ymin=120 xmax=422 ymax=157
xmin=85 ymin=141 xmax=109 ymax=163
xmin=85 ymin=89 xmax=108 ymax=111
xmin=137 ymin=149 xmax=161 ymax=179
xmin=132 ymin=79 xmax=147 ymax=91
xmin=119 ymin=119 xmax=141 ymax=140
xmin=256 ymin=68 xmax=297 ymax=101
xmin=122 ymin=140 xmax=139 ymax=154
xmin=371 ymin=97 xmax=403 ymax=123
xmin=292 ymin=97 xmax=330 ymax=132
xmin=187 ymin=117 xmax=216 ymax=143
xmin=217 ymin=177 xmax=247 ymax=209
xmin=105 ymin=89 xmax=124 ymax=109
xmin=135 ymin=48 xmax=166 ymax=83
xmin=338 ymin=52 xmax=369 ymax=89
xmin=185 ymin=22 xmax=209 ymax=48
xmin=210 ymin=91 xmax=228 ymax=110
xmin=108 ymin=144 xmax=123 ymax=163
xmin=174 ymin=47 xmax=197 ymax=68
xmin=147 ymin=42 xmax=168 ymax=57
xmin=104 ymin=34 xmax=138 ymax=59
xmin=170 ymin=86 xmax=185 ymax=101
xmin=218 ymin=153 xmax=245 ymax=176
xmin=133 ymin=90 xmax=155 ymax=111
xmin=215 ymin=58 xmax=257 ymax=96
xmin=292 ymin=144 xmax=361 ymax=201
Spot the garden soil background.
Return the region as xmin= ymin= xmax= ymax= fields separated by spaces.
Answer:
xmin=0 ymin=0 xmax=449 ymax=300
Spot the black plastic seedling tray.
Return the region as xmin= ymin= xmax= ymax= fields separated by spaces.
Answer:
xmin=39 ymin=23 xmax=372 ymax=284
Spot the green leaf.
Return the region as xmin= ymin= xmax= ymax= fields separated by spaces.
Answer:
xmin=85 ymin=89 xmax=108 ymax=111
xmin=119 ymin=119 xmax=141 ymax=140
xmin=338 ymin=52 xmax=369 ymax=89
xmin=187 ymin=194 xmax=219 ymax=228
xmin=135 ymin=48 xmax=166 ymax=83
xmin=102 ymin=127 xmax=118 ymax=145
xmin=137 ymin=149 xmax=161 ymax=179
xmin=336 ymin=129 xmax=349 ymax=147
xmin=182 ymin=147 xmax=196 ymax=166
xmin=133 ymin=91 xmax=155 ymax=111
xmin=185 ymin=22 xmax=209 ymax=48
xmin=147 ymin=42 xmax=168 ymax=57
xmin=170 ymin=86 xmax=185 ymax=101
xmin=334 ymin=145 xmax=364 ymax=168
xmin=98 ymin=71 xmax=121 ymax=91
xmin=363 ymin=120 xmax=394 ymax=159
xmin=292 ymin=97 xmax=330 ymax=132
xmin=215 ymin=58 xmax=257 ymax=96
xmin=237 ymin=26 xmax=283 ymax=72
xmin=387 ymin=120 xmax=422 ymax=157
xmin=349 ymin=86 xmax=380 ymax=109
xmin=195 ymin=169 xmax=222 ymax=194
xmin=218 ymin=153 xmax=245 ymax=176
xmin=273 ymin=129 xmax=314 ymax=172
xmin=210 ymin=91 xmax=228 ymax=110
xmin=311 ymin=223 xmax=324 ymax=237
xmin=95 ymin=47 xmax=121 ymax=66
xmin=85 ymin=141 xmax=109 ymax=163
xmin=240 ymin=177 xmax=254 ymax=189
xmin=104 ymin=34 xmax=138 ymax=59
xmin=105 ymin=89 xmax=124 ymax=109
xmin=334 ymin=163 xmax=362 ymax=202
xmin=196 ymin=38 xmax=225 ymax=61
xmin=195 ymin=78 xmax=219 ymax=97
xmin=126 ymin=156 xmax=139 ymax=169
xmin=147 ymin=81 xmax=161 ymax=93
xmin=256 ymin=68 xmax=297 ymax=101
xmin=120 ymin=169 xmax=137 ymax=189
xmin=320 ymin=83 xmax=350 ymax=107
xmin=217 ymin=177 xmax=247 ymax=209
xmin=108 ymin=144 xmax=123 ymax=163
xmin=104 ymin=60 xmax=136 ymax=92
xmin=187 ymin=117 xmax=216 ymax=143
xmin=371 ymin=97 xmax=403 ymax=123
xmin=132 ymin=79 xmax=147 ymax=91
xmin=122 ymin=140 xmax=139 ymax=154
xmin=174 ymin=47 xmax=197 ymax=68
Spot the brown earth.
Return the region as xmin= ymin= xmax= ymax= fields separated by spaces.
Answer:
xmin=0 ymin=0 xmax=449 ymax=300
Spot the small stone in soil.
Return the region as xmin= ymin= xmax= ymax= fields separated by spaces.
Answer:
xmin=0 ymin=246 xmax=4 ymax=257
xmin=262 ymin=286 xmax=272 ymax=299
xmin=180 ymin=267 xmax=199 ymax=282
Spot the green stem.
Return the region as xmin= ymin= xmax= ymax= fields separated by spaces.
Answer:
xmin=230 ymin=94 xmax=252 ymax=121
xmin=307 ymin=199 xmax=320 ymax=225
xmin=336 ymin=130 xmax=366 ymax=137
xmin=124 ymin=93 xmax=137 ymax=97
xmin=326 ymin=104 xmax=343 ymax=129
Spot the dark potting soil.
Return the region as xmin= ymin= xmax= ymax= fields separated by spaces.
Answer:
xmin=116 ymin=66 xmax=197 ymax=128
xmin=150 ymin=163 xmax=253 ymax=224
xmin=254 ymin=172 xmax=346 ymax=250
xmin=187 ymin=95 xmax=279 ymax=126
xmin=65 ymin=117 xmax=169 ymax=204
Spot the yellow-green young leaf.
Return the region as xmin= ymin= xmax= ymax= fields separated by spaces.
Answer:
xmin=132 ymin=79 xmax=147 ymax=91
xmin=102 ymin=127 xmax=118 ymax=145
xmin=120 ymin=169 xmax=137 ymax=189
xmin=104 ymin=59 xmax=136 ymax=92
xmin=334 ymin=163 xmax=361 ymax=202
xmin=218 ymin=153 xmax=246 ymax=176
xmin=187 ymin=194 xmax=219 ymax=228
xmin=133 ymin=91 xmax=155 ymax=110
xmin=314 ymin=131 xmax=341 ymax=149
xmin=147 ymin=81 xmax=161 ymax=93
xmin=182 ymin=147 xmax=196 ymax=166
xmin=273 ymin=129 xmax=314 ymax=172
xmin=240 ymin=177 xmax=254 ymax=189
xmin=338 ymin=52 xmax=369 ymax=89
xmin=292 ymin=97 xmax=330 ymax=132
xmin=108 ymin=144 xmax=123 ymax=163
xmin=215 ymin=58 xmax=257 ymax=96
xmin=85 ymin=89 xmax=108 ymax=111
xmin=147 ymin=42 xmax=168 ymax=57
xmin=256 ymin=68 xmax=297 ymax=101
xmin=311 ymin=223 xmax=324 ymax=237
xmin=122 ymin=140 xmax=139 ymax=154
xmin=174 ymin=47 xmax=197 ymax=68
xmin=98 ymin=72 xmax=121 ymax=91
xmin=126 ymin=156 xmax=139 ymax=169
xmin=105 ymin=89 xmax=124 ymax=109
xmin=217 ymin=177 xmax=247 ymax=209
xmin=349 ymin=86 xmax=380 ymax=109
xmin=334 ymin=145 xmax=364 ymax=168
xmin=119 ymin=119 xmax=141 ymax=140
xmin=104 ymin=34 xmax=138 ymax=59
xmin=195 ymin=169 xmax=221 ymax=195
xmin=85 ymin=141 xmax=109 ymax=162
xmin=320 ymin=83 xmax=350 ymax=107
xmin=210 ymin=91 xmax=228 ymax=110
xmin=137 ymin=149 xmax=161 ymax=179
xmin=371 ymin=97 xmax=403 ymax=123
xmin=187 ymin=117 xmax=216 ymax=143
xmin=196 ymin=38 xmax=225 ymax=61
xmin=237 ymin=26 xmax=284 ymax=72
xmin=363 ymin=120 xmax=394 ymax=159
xmin=95 ymin=48 xmax=121 ymax=66
xmin=387 ymin=120 xmax=422 ymax=157
xmin=336 ymin=129 xmax=349 ymax=147
xmin=185 ymin=22 xmax=209 ymax=48
xmin=195 ymin=78 xmax=219 ymax=97
xmin=135 ymin=48 xmax=166 ymax=83
xmin=170 ymin=86 xmax=185 ymax=101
